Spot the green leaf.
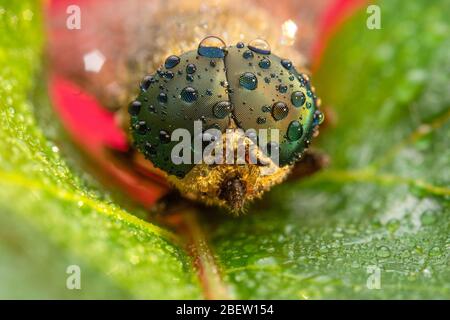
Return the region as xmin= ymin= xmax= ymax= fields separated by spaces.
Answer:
xmin=0 ymin=0 xmax=449 ymax=299
xmin=0 ymin=1 xmax=201 ymax=299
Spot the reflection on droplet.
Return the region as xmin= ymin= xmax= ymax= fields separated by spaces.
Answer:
xmin=135 ymin=121 xmax=148 ymax=135
xmin=186 ymin=63 xmax=197 ymax=74
xmin=259 ymin=58 xmax=271 ymax=69
xmin=313 ymin=110 xmax=324 ymax=125
xmin=243 ymin=50 xmax=254 ymax=59
xmin=180 ymin=86 xmax=198 ymax=103
xmin=159 ymin=130 xmax=171 ymax=144
xmin=158 ymin=92 xmax=168 ymax=103
xmin=128 ymin=101 xmax=141 ymax=116
xmin=291 ymin=91 xmax=306 ymax=107
xmin=164 ymin=55 xmax=180 ymax=69
xmin=287 ymin=120 xmax=303 ymax=141
xmin=281 ymin=59 xmax=292 ymax=70
xmin=239 ymin=72 xmax=258 ymax=90
xmin=213 ymin=101 xmax=233 ymax=119
xmin=248 ymin=38 xmax=271 ymax=55
xmin=198 ymin=36 xmax=226 ymax=58
xmin=272 ymin=102 xmax=288 ymax=121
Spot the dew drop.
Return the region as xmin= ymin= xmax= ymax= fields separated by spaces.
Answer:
xmin=163 ymin=71 xmax=174 ymax=79
xmin=159 ymin=130 xmax=171 ymax=144
xmin=278 ymin=84 xmax=288 ymax=93
xmin=186 ymin=63 xmax=197 ymax=74
xmin=287 ymin=120 xmax=303 ymax=141
xmin=313 ymin=110 xmax=325 ymax=126
xmin=213 ymin=101 xmax=233 ymax=119
xmin=281 ymin=59 xmax=293 ymax=70
xmin=248 ymin=38 xmax=271 ymax=55
xmin=158 ymin=92 xmax=168 ymax=103
xmin=135 ymin=121 xmax=148 ymax=135
xmin=259 ymin=58 xmax=271 ymax=69
xmin=236 ymin=42 xmax=245 ymax=49
xmin=257 ymin=116 xmax=266 ymax=124
xmin=243 ymin=50 xmax=254 ymax=59
xmin=140 ymin=75 xmax=155 ymax=91
xmin=261 ymin=105 xmax=271 ymax=113
xmin=198 ymin=36 xmax=226 ymax=58
xmin=164 ymin=55 xmax=180 ymax=69
xmin=291 ymin=91 xmax=306 ymax=107
xmin=144 ymin=142 xmax=156 ymax=155
xmin=271 ymin=102 xmax=289 ymax=121
xmin=186 ymin=74 xmax=194 ymax=82
xmin=180 ymin=87 xmax=198 ymax=103
xmin=239 ymin=72 xmax=258 ymax=90
xmin=128 ymin=100 xmax=141 ymax=116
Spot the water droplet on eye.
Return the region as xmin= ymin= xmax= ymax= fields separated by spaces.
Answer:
xmin=210 ymin=60 xmax=216 ymax=67
xmin=159 ymin=130 xmax=171 ymax=144
xmin=243 ymin=50 xmax=254 ymax=59
xmin=205 ymin=89 xmax=213 ymax=96
xmin=144 ymin=142 xmax=156 ymax=155
xmin=128 ymin=100 xmax=141 ymax=115
xmin=164 ymin=55 xmax=180 ymax=69
xmin=158 ymin=92 xmax=168 ymax=103
xmin=313 ymin=110 xmax=324 ymax=125
xmin=186 ymin=74 xmax=194 ymax=82
xmin=140 ymin=75 xmax=155 ymax=91
xmin=180 ymin=86 xmax=198 ymax=103
xmin=271 ymin=102 xmax=289 ymax=121
xmin=281 ymin=59 xmax=293 ymax=70
xmin=163 ymin=71 xmax=174 ymax=79
xmin=186 ymin=63 xmax=197 ymax=74
xmin=261 ymin=105 xmax=271 ymax=113
xmin=135 ymin=121 xmax=148 ymax=135
xmin=239 ymin=72 xmax=258 ymax=90
xmin=198 ymin=36 xmax=226 ymax=58
xmin=236 ymin=42 xmax=245 ymax=49
xmin=258 ymin=58 xmax=271 ymax=69
xmin=257 ymin=116 xmax=266 ymax=124
xmin=278 ymin=84 xmax=288 ymax=93
xmin=213 ymin=101 xmax=233 ymax=118
xmin=291 ymin=91 xmax=306 ymax=107
xmin=287 ymin=120 xmax=303 ymax=141
xmin=248 ymin=38 xmax=271 ymax=55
